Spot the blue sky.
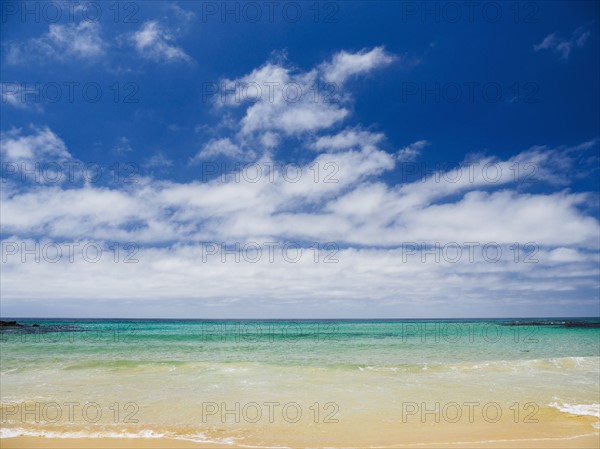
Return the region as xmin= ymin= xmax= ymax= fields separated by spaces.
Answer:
xmin=1 ymin=1 xmax=599 ymax=318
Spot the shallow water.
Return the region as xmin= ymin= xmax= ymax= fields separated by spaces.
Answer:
xmin=1 ymin=319 xmax=599 ymax=445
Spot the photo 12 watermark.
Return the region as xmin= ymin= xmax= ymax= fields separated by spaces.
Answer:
xmin=200 ymin=2 xmax=340 ymax=23
xmin=1 ymin=241 xmax=140 ymax=264
xmin=397 ymin=322 xmax=540 ymax=344
xmin=1 ymin=161 xmax=140 ymax=185
xmin=398 ymin=242 xmax=539 ymax=264
xmin=199 ymin=401 xmax=339 ymax=424
xmin=1 ymin=401 xmax=140 ymax=425
xmin=0 ymin=323 xmax=141 ymax=344
xmin=197 ymin=241 xmax=340 ymax=264
xmin=1 ymin=1 xmax=140 ymax=24
xmin=202 ymin=80 xmax=340 ymax=105
xmin=399 ymin=2 xmax=539 ymax=24
xmin=398 ymin=161 xmax=541 ymax=184
xmin=400 ymin=81 xmax=540 ymax=104
xmin=192 ymin=161 xmax=339 ymax=184
xmin=1 ymin=82 xmax=140 ymax=106
xmin=400 ymin=401 xmax=540 ymax=424
xmin=195 ymin=322 xmax=340 ymax=343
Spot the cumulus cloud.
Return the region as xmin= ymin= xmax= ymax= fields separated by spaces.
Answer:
xmin=190 ymin=138 xmax=252 ymax=162
xmin=0 ymin=126 xmax=73 ymax=166
xmin=5 ymin=22 xmax=105 ymax=65
xmin=216 ymin=62 xmax=348 ymax=136
xmin=2 ymin=129 xmax=598 ymax=248
xmin=0 ymin=127 xmax=86 ymax=189
xmin=144 ymin=153 xmax=173 ymax=169
xmin=1 ymin=49 xmax=599 ymax=316
xmin=320 ymin=47 xmax=396 ymax=84
xmin=209 ymin=47 xmax=400 ymax=148
xmin=47 ymin=22 xmax=105 ymax=58
xmin=2 ymin=129 xmax=598 ymax=314
xmin=312 ymin=128 xmax=385 ymax=152
xmin=1 ymin=234 xmax=598 ymax=318
xmin=4 ymin=7 xmax=195 ymax=67
xmin=127 ymin=21 xmax=192 ymax=63
xmin=0 ymin=84 xmax=43 ymax=112
xmin=397 ymin=140 xmax=428 ymax=162
xmin=259 ymin=132 xmax=280 ymax=149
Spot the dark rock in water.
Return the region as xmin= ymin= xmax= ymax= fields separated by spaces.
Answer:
xmin=500 ymin=321 xmax=539 ymax=326
xmin=32 ymin=324 xmax=40 ymax=327
xmin=501 ymin=320 xmax=600 ymax=328
xmin=562 ymin=321 xmax=600 ymax=328
xmin=0 ymin=320 xmax=23 ymax=327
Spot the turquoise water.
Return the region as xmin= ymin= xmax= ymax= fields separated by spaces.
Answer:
xmin=1 ymin=318 xmax=599 ymax=445
xmin=2 ymin=318 xmax=599 ymax=366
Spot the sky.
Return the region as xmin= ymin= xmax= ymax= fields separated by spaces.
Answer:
xmin=0 ymin=0 xmax=599 ymax=318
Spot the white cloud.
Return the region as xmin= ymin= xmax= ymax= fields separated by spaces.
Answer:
xmin=1 ymin=238 xmax=598 ymax=317
xmin=5 ymin=22 xmax=105 ymax=65
xmin=113 ymin=136 xmax=133 ymax=155
xmin=0 ymin=126 xmax=72 ymax=165
xmin=4 ymin=11 xmax=194 ymax=67
xmin=217 ymin=62 xmax=348 ymax=136
xmin=0 ymin=84 xmax=43 ymax=112
xmin=320 ymin=47 xmax=396 ymax=84
xmin=127 ymin=21 xmax=192 ymax=63
xmin=190 ymin=138 xmax=252 ymax=162
xmin=2 ymin=130 xmax=598 ymax=249
xmin=1 ymin=48 xmax=598 ymax=316
xmin=312 ymin=128 xmax=385 ymax=152
xmin=168 ymin=3 xmax=196 ymax=24
xmin=1 ymin=130 xmax=598 ymax=314
xmin=214 ymin=48 xmax=400 ymax=138
xmin=259 ymin=132 xmax=280 ymax=149
xmin=47 ymin=22 xmax=105 ymax=58
xmin=144 ymin=153 xmax=173 ymax=169
xmin=397 ymin=140 xmax=428 ymax=162
xmin=534 ymin=33 xmax=559 ymax=51
xmin=534 ymin=27 xmax=591 ymax=59
xmin=0 ymin=127 xmax=85 ymax=187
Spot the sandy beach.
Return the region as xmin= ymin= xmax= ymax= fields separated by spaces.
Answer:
xmin=2 ymin=413 xmax=599 ymax=448
xmin=2 ymin=320 xmax=598 ymax=448
xmin=2 ymin=0 xmax=599 ymax=446
xmin=3 ymin=433 xmax=599 ymax=449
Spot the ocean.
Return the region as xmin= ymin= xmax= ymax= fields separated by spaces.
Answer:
xmin=1 ymin=318 xmax=599 ymax=447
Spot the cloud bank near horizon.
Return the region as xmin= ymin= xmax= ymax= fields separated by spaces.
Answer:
xmin=1 ymin=42 xmax=599 ymax=318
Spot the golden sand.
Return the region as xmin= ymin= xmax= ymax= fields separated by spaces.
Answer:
xmin=2 ymin=400 xmax=598 ymax=448
xmin=3 ymin=416 xmax=599 ymax=449
xmin=2 ymin=433 xmax=599 ymax=449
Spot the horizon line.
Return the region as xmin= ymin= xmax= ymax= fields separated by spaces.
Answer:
xmin=2 ymin=316 xmax=599 ymax=320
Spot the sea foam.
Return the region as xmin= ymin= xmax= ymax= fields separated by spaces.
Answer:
xmin=549 ymin=402 xmax=600 ymax=428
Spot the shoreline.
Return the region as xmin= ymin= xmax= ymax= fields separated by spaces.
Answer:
xmin=2 ymin=320 xmax=597 ymax=448
xmin=2 ymin=433 xmax=599 ymax=449
xmin=2 ymin=417 xmax=598 ymax=449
